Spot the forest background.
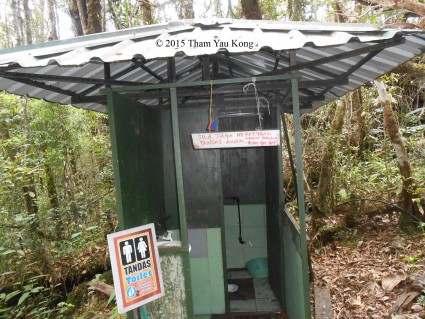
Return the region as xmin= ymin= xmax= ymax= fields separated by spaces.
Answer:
xmin=0 ymin=0 xmax=424 ymax=318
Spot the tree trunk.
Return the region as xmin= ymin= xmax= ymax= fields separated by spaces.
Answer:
xmin=87 ymin=0 xmax=103 ymax=34
xmin=241 ymin=0 xmax=261 ymax=19
xmin=47 ymin=0 xmax=58 ymax=41
xmin=69 ymin=0 xmax=84 ymax=36
xmin=76 ymin=0 xmax=88 ymax=34
xmin=214 ymin=0 xmax=222 ymax=17
xmin=139 ymin=0 xmax=153 ymax=25
xmin=352 ymin=89 xmax=368 ymax=159
xmin=184 ymin=0 xmax=194 ymax=19
xmin=22 ymin=179 xmax=38 ymax=215
xmin=45 ymin=163 xmax=62 ymax=238
xmin=334 ymin=0 xmax=347 ymax=23
xmin=22 ymin=0 xmax=32 ymax=44
xmin=374 ymin=80 xmax=420 ymax=227
xmin=11 ymin=0 xmax=23 ymax=46
xmin=313 ymin=100 xmax=346 ymax=231
xmin=288 ymin=0 xmax=306 ymax=21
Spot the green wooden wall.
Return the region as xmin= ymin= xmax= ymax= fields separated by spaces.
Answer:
xmin=107 ymin=92 xmax=165 ymax=229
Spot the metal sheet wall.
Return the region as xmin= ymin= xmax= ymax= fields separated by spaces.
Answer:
xmin=263 ymin=109 xmax=285 ymax=306
xmin=220 ymin=116 xmax=266 ymax=205
xmin=162 ymin=106 xmax=223 ymax=229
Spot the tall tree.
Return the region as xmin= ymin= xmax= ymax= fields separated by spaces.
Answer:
xmin=374 ymin=80 xmax=422 ymax=227
xmin=174 ymin=0 xmax=194 ymax=19
xmin=10 ymin=0 xmax=23 ymax=46
xmin=47 ymin=0 xmax=58 ymax=41
xmin=22 ymin=0 xmax=32 ymax=44
xmin=87 ymin=0 xmax=103 ymax=34
xmin=76 ymin=0 xmax=89 ymax=34
xmin=214 ymin=0 xmax=223 ymax=17
xmin=287 ymin=0 xmax=306 ymax=21
xmin=352 ymin=89 xmax=368 ymax=159
xmin=241 ymin=0 xmax=262 ymax=19
xmin=313 ymin=100 xmax=346 ymax=231
xmin=69 ymin=0 xmax=84 ymax=36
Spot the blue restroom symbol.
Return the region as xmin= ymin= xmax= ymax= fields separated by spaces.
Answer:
xmin=126 ymin=286 xmax=137 ymax=299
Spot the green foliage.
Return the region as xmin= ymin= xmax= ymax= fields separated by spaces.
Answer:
xmin=107 ymin=0 xmax=156 ymax=29
xmin=0 ymin=93 xmax=116 ymax=318
xmin=418 ymin=292 xmax=425 ymax=304
xmin=261 ymin=0 xmax=285 ymax=20
xmin=402 ymin=255 xmax=421 ymax=264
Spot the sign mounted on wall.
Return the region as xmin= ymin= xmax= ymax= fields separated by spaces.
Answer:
xmin=191 ymin=130 xmax=280 ymax=149
xmin=107 ymin=223 xmax=164 ymax=313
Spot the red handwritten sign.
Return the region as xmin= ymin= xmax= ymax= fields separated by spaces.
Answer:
xmin=191 ymin=130 xmax=280 ymax=149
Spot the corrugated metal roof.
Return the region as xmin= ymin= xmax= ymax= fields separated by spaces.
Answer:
xmin=0 ymin=19 xmax=424 ymax=113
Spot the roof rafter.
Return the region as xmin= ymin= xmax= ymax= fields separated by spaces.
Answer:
xmin=321 ymin=47 xmax=384 ymax=96
xmin=132 ymin=58 xmax=165 ymax=82
xmin=262 ymin=36 xmax=406 ymax=76
xmin=0 ymin=71 xmax=146 ymax=86
xmin=3 ymin=76 xmax=77 ymax=97
xmin=71 ymin=78 xmax=345 ymax=104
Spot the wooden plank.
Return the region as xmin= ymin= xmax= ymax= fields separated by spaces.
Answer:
xmin=315 ymin=287 xmax=333 ymax=319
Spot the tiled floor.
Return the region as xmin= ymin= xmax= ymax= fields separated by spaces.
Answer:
xmin=227 ymin=269 xmax=281 ymax=313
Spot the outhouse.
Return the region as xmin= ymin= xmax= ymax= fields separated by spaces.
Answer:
xmin=0 ymin=20 xmax=424 ymax=319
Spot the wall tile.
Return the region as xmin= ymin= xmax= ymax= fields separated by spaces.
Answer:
xmin=190 ymin=258 xmax=211 ymax=314
xmin=188 ymin=229 xmax=208 ymax=258
xmin=242 ymin=204 xmax=266 ymax=226
xmin=226 ymin=248 xmax=244 ymax=268
xmin=207 ymin=228 xmax=222 ymax=258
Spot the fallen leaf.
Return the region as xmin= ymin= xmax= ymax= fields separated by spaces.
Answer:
xmin=390 ymin=288 xmax=422 ymax=315
xmin=382 ymin=270 xmax=407 ymax=293
xmin=350 ymin=295 xmax=362 ymax=307
xmin=411 ymin=304 xmax=424 ymax=312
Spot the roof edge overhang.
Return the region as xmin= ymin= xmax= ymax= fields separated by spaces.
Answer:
xmin=0 ymin=19 xmax=424 ymax=113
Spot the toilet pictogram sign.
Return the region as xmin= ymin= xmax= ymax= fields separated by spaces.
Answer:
xmin=107 ymin=224 xmax=164 ymax=313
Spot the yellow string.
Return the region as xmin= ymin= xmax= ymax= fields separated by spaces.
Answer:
xmin=208 ymin=80 xmax=213 ymax=132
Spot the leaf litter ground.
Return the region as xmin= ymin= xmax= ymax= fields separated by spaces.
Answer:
xmin=311 ymin=213 xmax=425 ymax=319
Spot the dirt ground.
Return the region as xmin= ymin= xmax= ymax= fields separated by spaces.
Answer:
xmin=311 ymin=213 xmax=425 ymax=319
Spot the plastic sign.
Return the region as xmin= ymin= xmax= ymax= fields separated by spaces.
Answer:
xmin=191 ymin=130 xmax=280 ymax=149
xmin=107 ymin=224 xmax=164 ymax=313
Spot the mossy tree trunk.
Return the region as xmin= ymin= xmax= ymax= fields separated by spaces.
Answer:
xmin=139 ymin=0 xmax=153 ymax=25
xmin=374 ymin=80 xmax=421 ymax=228
xmin=87 ymin=0 xmax=102 ymax=34
xmin=352 ymin=89 xmax=368 ymax=159
xmin=313 ymin=100 xmax=346 ymax=232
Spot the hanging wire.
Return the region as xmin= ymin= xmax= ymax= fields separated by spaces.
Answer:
xmin=243 ymin=77 xmax=270 ymax=130
xmin=208 ymin=80 xmax=213 ymax=133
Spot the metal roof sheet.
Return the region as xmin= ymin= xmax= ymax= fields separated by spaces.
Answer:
xmin=0 ymin=19 xmax=424 ymax=113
